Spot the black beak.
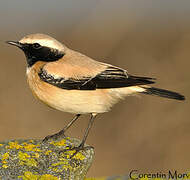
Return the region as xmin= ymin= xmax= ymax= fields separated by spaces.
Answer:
xmin=6 ymin=41 xmax=23 ymax=48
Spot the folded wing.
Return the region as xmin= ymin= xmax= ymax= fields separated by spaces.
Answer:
xmin=39 ymin=64 xmax=156 ymax=90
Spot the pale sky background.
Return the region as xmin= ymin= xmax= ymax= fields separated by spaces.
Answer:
xmin=1 ymin=0 xmax=190 ymax=37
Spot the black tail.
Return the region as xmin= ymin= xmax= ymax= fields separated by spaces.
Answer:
xmin=142 ymin=87 xmax=185 ymax=101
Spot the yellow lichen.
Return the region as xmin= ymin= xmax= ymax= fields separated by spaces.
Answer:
xmin=18 ymin=151 xmax=30 ymax=161
xmin=50 ymin=139 xmax=66 ymax=146
xmin=18 ymin=151 xmax=37 ymax=167
xmin=138 ymin=177 xmax=149 ymax=180
xmin=59 ymin=157 xmax=69 ymax=164
xmin=2 ymin=152 xmax=9 ymax=160
xmin=66 ymin=150 xmax=85 ymax=160
xmin=1 ymin=152 xmax=9 ymax=168
xmin=5 ymin=141 xmax=41 ymax=152
xmin=62 ymin=164 xmax=73 ymax=171
xmin=40 ymin=174 xmax=60 ymax=180
xmin=73 ymin=152 xmax=85 ymax=160
xmin=18 ymin=171 xmax=39 ymax=180
xmin=18 ymin=171 xmax=60 ymax=180
xmin=50 ymin=161 xmax=73 ymax=172
xmin=33 ymin=153 xmax=40 ymax=158
xmin=185 ymin=172 xmax=190 ymax=180
xmin=29 ymin=140 xmax=34 ymax=143
xmin=2 ymin=164 xmax=8 ymax=169
xmin=26 ymin=158 xmax=38 ymax=167
xmin=51 ymin=162 xmax=65 ymax=167
xmin=20 ymin=158 xmax=38 ymax=167
xmin=6 ymin=141 xmax=23 ymax=150
xmin=45 ymin=150 xmax=52 ymax=155
xmin=22 ymin=142 xmax=41 ymax=152
xmin=52 ymin=167 xmax=59 ymax=172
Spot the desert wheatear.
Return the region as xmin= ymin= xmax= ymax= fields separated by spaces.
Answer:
xmin=7 ymin=34 xmax=185 ymax=154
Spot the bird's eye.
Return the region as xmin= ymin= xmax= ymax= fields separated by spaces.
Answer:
xmin=32 ymin=43 xmax=41 ymax=49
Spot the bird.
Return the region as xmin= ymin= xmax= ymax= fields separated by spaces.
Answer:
xmin=6 ymin=33 xmax=185 ymax=154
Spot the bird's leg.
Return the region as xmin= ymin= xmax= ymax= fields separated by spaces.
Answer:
xmin=65 ymin=113 xmax=97 ymax=158
xmin=43 ymin=114 xmax=81 ymax=142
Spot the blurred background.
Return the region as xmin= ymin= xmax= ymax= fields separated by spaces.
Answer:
xmin=0 ymin=0 xmax=189 ymax=177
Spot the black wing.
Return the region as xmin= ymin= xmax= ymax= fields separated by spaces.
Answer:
xmin=39 ymin=66 xmax=156 ymax=90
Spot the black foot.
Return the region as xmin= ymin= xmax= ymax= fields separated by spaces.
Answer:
xmin=42 ymin=130 xmax=66 ymax=142
xmin=61 ymin=143 xmax=94 ymax=158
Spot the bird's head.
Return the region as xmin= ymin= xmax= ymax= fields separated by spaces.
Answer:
xmin=7 ymin=33 xmax=65 ymax=67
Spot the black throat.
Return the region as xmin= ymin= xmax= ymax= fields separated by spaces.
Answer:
xmin=21 ymin=43 xmax=64 ymax=67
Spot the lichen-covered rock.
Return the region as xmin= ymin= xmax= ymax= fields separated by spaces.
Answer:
xmin=0 ymin=137 xmax=94 ymax=180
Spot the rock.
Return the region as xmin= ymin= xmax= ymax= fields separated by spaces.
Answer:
xmin=0 ymin=137 xmax=94 ymax=180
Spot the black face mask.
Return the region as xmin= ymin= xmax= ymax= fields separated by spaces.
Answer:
xmin=6 ymin=41 xmax=65 ymax=67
